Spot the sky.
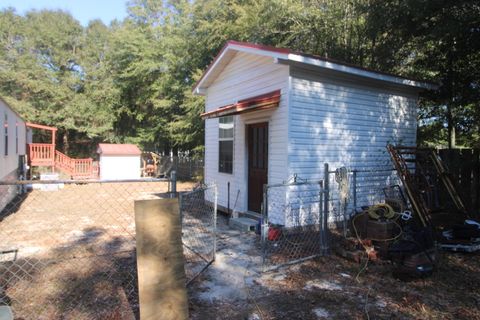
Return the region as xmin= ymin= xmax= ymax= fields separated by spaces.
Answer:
xmin=0 ymin=0 xmax=129 ymax=26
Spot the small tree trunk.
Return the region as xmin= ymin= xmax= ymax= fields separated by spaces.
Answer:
xmin=448 ymin=125 xmax=456 ymax=149
xmin=447 ymin=105 xmax=456 ymax=149
xmin=63 ymin=131 xmax=69 ymax=155
xmin=370 ymin=35 xmax=376 ymax=68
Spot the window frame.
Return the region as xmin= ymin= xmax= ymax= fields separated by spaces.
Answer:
xmin=218 ymin=116 xmax=234 ymax=174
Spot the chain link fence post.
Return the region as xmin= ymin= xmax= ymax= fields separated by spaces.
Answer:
xmin=170 ymin=170 xmax=177 ymax=195
xmin=319 ymin=180 xmax=328 ymax=255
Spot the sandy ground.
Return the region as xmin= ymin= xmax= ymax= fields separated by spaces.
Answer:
xmin=189 ymin=216 xmax=480 ymax=320
xmin=0 ymin=180 xmax=194 ymax=320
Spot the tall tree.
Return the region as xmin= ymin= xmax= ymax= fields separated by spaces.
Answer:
xmin=0 ymin=9 xmax=117 ymax=155
xmin=364 ymin=0 xmax=480 ymax=148
xmin=1 ymin=0 xmax=478 ymax=154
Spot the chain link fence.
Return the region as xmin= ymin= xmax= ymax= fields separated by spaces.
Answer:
xmin=261 ymin=178 xmax=328 ymax=271
xmin=179 ymin=184 xmax=217 ymax=285
xmin=0 ymin=178 xmax=177 ymax=320
xmin=157 ymin=156 xmax=204 ymax=180
xmin=326 ymin=165 xmax=400 ymax=236
xmin=259 ymin=167 xmax=400 ymax=271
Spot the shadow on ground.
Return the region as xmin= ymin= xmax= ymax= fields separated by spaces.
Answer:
xmin=2 ymin=212 xmax=479 ymax=319
xmin=187 ymin=216 xmax=480 ymax=320
xmin=1 ymin=227 xmax=139 ymax=320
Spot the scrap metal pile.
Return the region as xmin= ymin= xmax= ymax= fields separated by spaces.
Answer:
xmin=337 ymin=145 xmax=480 ymax=279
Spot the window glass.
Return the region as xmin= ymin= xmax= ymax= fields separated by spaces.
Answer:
xmin=219 ymin=116 xmax=234 ymax=139
xmin=218 ymin=116 xmax=234 ymax=173
xmin=219 ymin=140 xmax=233 ymax=173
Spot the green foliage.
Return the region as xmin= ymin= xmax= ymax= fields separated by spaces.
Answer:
xmin=0 ymin=9 xmax=117 ymax=155
xmin=0 ymin=0 xmax=478 ymax=155
xmin=364 ymin=0 xmax=480 ymax=148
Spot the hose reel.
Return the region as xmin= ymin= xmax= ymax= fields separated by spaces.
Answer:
xmin=367 ymin=203 xmax=395 ymax=220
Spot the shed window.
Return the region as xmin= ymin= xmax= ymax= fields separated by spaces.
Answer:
xmin=219 ymin=116 xmax=234 ymax=173
xmin=15 ymin=122 xmax=18 ymax=154
xmin=4 ymin=112 xmax=8 ymax=156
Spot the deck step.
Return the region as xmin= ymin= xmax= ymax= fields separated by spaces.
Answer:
xmin=229 ymin=217 xmax=258 ymax=232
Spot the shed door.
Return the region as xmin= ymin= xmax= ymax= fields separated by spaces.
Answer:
xmin=247 ymin=122 xmax=268 ymax=213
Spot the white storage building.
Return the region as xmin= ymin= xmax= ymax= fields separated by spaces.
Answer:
xmin=193 ymin=41 xmax=437 ymax=226
xmin=97 ymin=144 xmax=141 ymax=180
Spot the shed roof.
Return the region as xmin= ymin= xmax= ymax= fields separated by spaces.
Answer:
xmin=97 ymin=143 xmax=142 ymax=156
xmin=193 ymin=40 xmax=439 ymax=95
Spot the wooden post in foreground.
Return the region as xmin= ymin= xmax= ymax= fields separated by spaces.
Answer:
xmin=135 ymin=198 xmax=188 ymax=320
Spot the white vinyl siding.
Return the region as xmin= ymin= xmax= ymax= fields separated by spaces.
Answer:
xmin=0 ymin=99 xmax=27 ymax=180
xmin=99 ymin=155 xmax=141 ymax=180
xmin=204 ymin=52 xmax=289 ymax=214
xmin=0 ymin=99 xmax=27 ymax=212
xmin=289 ymin=67 xmax=419 ymax=220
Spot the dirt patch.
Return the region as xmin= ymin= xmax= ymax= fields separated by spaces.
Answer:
xmin=0 ymin=180 xmax=194 ymax=320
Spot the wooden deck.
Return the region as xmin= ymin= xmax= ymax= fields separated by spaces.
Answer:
xmin=27 ymin=123 xmax=98 ymax=179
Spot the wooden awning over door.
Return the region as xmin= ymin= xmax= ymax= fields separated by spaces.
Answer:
xmin=200 ymin=90 xmax=281 ymax=119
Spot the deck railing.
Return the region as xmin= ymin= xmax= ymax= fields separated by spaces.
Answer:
xmin=72 ymin=158 xmax=96 ymax=179
xmin=28 ymin=143 xmax=98 ymax=179
xmin=54 ymin=149 xmax=73 ymax=173
xmin=28 ymin=143 xmax=55 ymax=166
xmin=54 ymin=150 xmax=98 ymax=179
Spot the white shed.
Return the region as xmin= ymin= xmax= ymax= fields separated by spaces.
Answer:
xmin=193 ymin=41 xmax=437 ymax=226
xmin=97 ymin=143 xmax=141 ymax=180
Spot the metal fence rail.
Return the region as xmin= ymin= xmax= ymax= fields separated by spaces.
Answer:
xmin=261 ymin=178 xmax=328 ymax=271
xmin=0 ymin=178 xmax=171 ymax=320
xmin=179 ymin=184 xmax=217 ymax=285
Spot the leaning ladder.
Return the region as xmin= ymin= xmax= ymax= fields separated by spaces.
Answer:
xmin=387 ymin=145 xmax=469 ymax=227
xmin=387 ymin=145 xmax=430 ymax=227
